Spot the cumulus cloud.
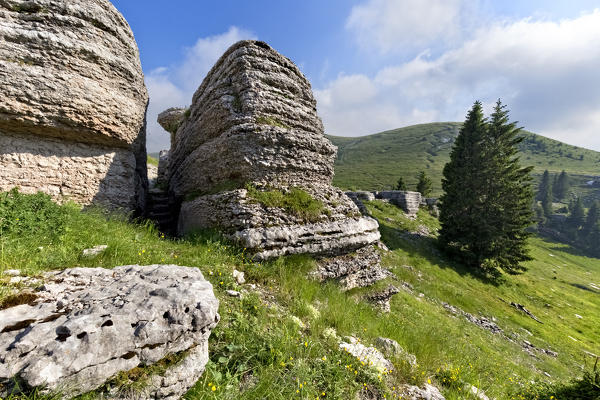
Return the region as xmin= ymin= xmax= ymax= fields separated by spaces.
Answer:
xmin=346 ymin=0 xmax=471 ymax=54
xmin=145 ymin=27 xmax=255 ymax=152
xmin=317 ymin=10 xmax=600 ymax=150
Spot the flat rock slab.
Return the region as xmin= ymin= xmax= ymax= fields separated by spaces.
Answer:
xmin=0 ymin=265 xmax=219 ymax=399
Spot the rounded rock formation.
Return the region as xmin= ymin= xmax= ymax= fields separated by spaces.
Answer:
xmin=0 ymin=0 xmax=148 ymax=211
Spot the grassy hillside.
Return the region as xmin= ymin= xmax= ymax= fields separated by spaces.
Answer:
xmin=1 ymin=191 xmax=598 ymax=399
xmin=329 ymin=122 xmax=600 ymax=200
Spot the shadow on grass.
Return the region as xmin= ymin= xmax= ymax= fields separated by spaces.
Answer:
xmin=377 ymin=223 xmax=505 ymax=287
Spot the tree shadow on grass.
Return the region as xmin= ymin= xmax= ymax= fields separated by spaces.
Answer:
xmin=377 ymin=223 xmax=505 ymax=287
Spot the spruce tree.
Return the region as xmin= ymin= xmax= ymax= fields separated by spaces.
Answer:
xmin=537 ymin=170 xmax=551 ymax=201
xmin=566 ymin=197 xmax=585 ymax=236
xmin=439 ymin=100 xmax=534 ymax=274
xmin=439 ymin=101 xmax=487 ymax=267
xmin=555 ymin=170 xmax=570 ymax=200
xmin=416 ymin=171 xmax=432 ymax=197
xmin=541 ymin=181 xmax=553 ymax=218
xmin=583 ymin=201 xmax=600 ymax=237
xmin=396 ymin=177 xmax=407 ymax=191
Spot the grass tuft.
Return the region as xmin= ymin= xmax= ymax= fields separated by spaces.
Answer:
xmin=245 ymin=184 xmax=328 ymax=222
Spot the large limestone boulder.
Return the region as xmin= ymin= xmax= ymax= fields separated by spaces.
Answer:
xmin=0 ymin=0 xmax=148 ymax=211
xmin=167 ymin=40 xmax=381 ymax=262
xmin=0 ymin=265 xmax=219 ymax=399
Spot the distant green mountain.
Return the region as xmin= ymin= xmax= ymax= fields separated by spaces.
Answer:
xmin=328 ymin=122 xmax=600 ymax=201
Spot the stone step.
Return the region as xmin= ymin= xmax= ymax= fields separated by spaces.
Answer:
xmin=149 ymin=211 xmax=171 ymax=219
xmin=150 ymin=204 xmax=170 ymax=212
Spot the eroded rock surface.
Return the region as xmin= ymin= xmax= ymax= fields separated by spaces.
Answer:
xmin=0 ymin=265 xmax=219 ymax=399
xmin=339 ymin=336 xmax=394 ymax=374
xmin=0 ymin=0 xmax=148 ymax=211
xmin=377 ymin=191 xmax=422 ymax=216
xmin=164 ymin=40 xmax=381 ymax=269
xmin=312 ymin=245 xmax=390 ymax=290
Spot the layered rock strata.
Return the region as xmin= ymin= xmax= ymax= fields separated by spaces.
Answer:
xmin=0 ymin=264 xmax=219 ymax=399
xmin=0 ymin=0 xmax=148 ymax=211
xmin=377 ymin=191 xmax=422 ymax=216
xmin=166 ymin=40 xmax=381 ymax=262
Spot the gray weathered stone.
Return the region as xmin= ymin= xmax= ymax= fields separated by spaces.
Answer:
xmin=339 ymin=337 xmax=394 ymax=373
xmin=233 ymin=269 xmax=245 ymax=284
xmin=164 ymin=41 xmax=380 ymax=262
xmin=399 ymin=384 xmax=446 ymax=400
xmin=0 ymin=0 xmax=148 ymax=211
xmin=313 ymin=245 xmax=390 ymax=290
xmin=82 ymin=245 xmax=108 ymax=258
xmin=157 ymin=149 xmax=170 ymax=187
xmin=376 ymin=191 xmax=422 ymax=215
xmin=366 ymin=285 xmax=400 ymax=313
xmin=375 ymin=337 xmax=417 ymax=367
xmin=158 ymin=108 xmax=187 ymax=137
xmin=0 ymin=265 xmax=219 ymax=399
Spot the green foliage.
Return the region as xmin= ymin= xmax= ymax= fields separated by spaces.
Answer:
xmin=515 ymin=358 xmax=600 ymax=399
xmin=439 ymin=101 xmax=534 ymax=274
xmin=146 ymin=155 xmax=159 ymax=167
xmin=553 ymin=170 xmax=571 ymax=201
xmin=416 ymin=171 xmax=432 ymax=197
xmin=537 ymin=170 xmax=551 ymax=201
xmin=583 ymin=201 xmax=600 ymax=237
xmin=541 ymin=176 xmax=554 ymax=218
xmin=245 ymin=185 xmax=327 ymax=222
xmin=2 ymin=192 xmax=600 ymax=399
xmin=566 ymin=197 xmax=586 ymax=235
xmin=396 ymin=177 xmax=408 ymax=191
xmin=0 ymin=188 xmax=74 ymax=239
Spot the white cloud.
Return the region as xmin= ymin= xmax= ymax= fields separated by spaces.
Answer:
xmin=346 ymin=0 xmax=469 ymax=54
xmin=317 ymin=10 xmax=600 ymax=150
xmin=145 ymin=27 xmax=255 ymax=152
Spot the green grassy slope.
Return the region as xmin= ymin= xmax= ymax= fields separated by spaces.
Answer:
xmin=329 ymin=122 xmax=600 ymax=198
xmin=2 ymin=191 xmax=598 ymax=399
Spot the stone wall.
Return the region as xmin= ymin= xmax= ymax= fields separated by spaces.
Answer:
xmin=376 ymin=191 xmax=422 ymax=215
xmin=0 ymin=131 xmax=137 ymax=208
xmin=0 ymin=0 xmax=148 ymax=212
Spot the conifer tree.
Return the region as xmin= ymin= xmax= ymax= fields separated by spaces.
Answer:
xmin=541 ymin=181 xmax=553 ymax=218
xmin=396 ymin=177 xmax=407 ymax=191
xmin=537 ymin=170 xmax=551 ymax=201
xmin=416 ymin=171 xmax=432 ymax=197
xmin=555 ymin=170 xmax=570 ymax=200
xmin=583 ymin=201 xmax=600 ymax=237
xmin=566 ymin=197 xmax=585 ymax=236
xmin=439 ymin=100 xmax=534 ymax=274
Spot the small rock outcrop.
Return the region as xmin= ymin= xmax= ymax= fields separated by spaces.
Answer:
xmin=0 ymin=0 xmax=148 ymax=212
xmin=366 ymin=285 xmax=400 ymax=312
xmin=339 ymin=337 xmax=394 ymax=374
xmin=399 ymin=383 xmax=446 ymax=400
xmin=0 ymin=265 xmax=219 ymax=399
xmin=377 ymin=191 xmax=422 ymax=216
xmin=313 ymin=245 xmax=389 ymax=290
xmin=160 ymin=41 xmax=381 ymax=268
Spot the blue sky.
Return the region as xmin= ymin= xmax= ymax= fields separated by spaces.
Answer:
xmin=111 ymin=1 xmax=600 ymax=153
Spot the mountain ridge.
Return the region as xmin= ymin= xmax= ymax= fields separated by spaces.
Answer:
xmin=327 ymin=122 xmax=600 ymax=196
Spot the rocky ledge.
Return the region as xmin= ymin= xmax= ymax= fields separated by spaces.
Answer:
xmin=0 ymin=264 xmax=219 ymax=399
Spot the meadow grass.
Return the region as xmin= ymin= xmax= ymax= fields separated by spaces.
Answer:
xmin=1 ymin=192 xmax=599 ymax=399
